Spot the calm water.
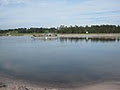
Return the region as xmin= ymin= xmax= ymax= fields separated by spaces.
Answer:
xmin=0 ymin=36 xmax=120 ymax=87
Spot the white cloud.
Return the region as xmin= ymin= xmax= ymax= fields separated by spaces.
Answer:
xmin=0 ymin=0 xmax=27 ymax=6
xmin=0 ymin=0 xmax=120 ymax=29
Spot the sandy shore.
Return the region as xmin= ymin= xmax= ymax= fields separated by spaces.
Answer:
xmin=58 ymin=34 xmax=120 ymax=38
xmin=79 ymin=81 xmax=120 ymax=90
xmin=0 ymin=75 xmax=120 ymax=90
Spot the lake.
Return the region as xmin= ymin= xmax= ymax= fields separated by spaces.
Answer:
xmin=0 ymin=36 xmax=120 ymax=87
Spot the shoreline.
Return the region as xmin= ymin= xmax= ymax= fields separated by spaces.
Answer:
xmin=58 ymin=33 xmax=120 ymax=38
xmin=1 ymin=34 xmax=120 ymax=40
xmin=0 ymin=33 xmax=120 ymax=36
xmin=0 ymin=75 xmax=120 ymax=90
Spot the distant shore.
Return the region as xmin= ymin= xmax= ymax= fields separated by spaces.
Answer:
xmin=0 ymin=33 xmax=120 ymax=37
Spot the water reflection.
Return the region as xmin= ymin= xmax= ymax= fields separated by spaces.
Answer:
xmin=32 ymin=38 xmax=57 ymax=41
xmin=59 ymin=37 xmax=120 ymax=43
xmin=31 ymin=37 xmax=120 ymax=43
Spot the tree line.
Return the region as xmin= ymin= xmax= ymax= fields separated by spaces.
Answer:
xmin=0 ymin=25 xmax=120 ymax=34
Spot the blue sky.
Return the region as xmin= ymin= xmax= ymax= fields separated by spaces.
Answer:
xmin=0 ymin=0 xmax=120 ymax=29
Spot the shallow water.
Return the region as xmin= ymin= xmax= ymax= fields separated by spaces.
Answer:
xmin=0 ymin=36 xmax=120 ymax=87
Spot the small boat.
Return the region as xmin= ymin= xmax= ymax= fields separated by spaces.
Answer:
xmin=31 ymin=33 xmax=58 ymax=39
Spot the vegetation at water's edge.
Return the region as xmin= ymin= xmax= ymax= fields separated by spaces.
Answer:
xmin=0 ymin=25 xmax=120 ymax=35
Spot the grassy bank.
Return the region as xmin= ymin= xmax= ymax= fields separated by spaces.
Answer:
xmin=0 ymin=33 xmax=44 ymax=36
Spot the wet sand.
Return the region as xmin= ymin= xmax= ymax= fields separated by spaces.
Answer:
xmin=0 ymin=75 xmax=120 ymax=90
xmin=79 ymin=81 xmax=120 ymax=90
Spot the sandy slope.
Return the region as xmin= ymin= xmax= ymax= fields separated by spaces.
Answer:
xmin=0 ymin=75 xmax=120 ymax=90
xmin=79 ymin=82 xmax=120 ymax=90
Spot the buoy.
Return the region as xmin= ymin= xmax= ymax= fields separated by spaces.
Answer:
xmin=45 ymin=37 xmax=47 ymax=39
xmin=86 ymin=37 xmax=88 ymax=40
